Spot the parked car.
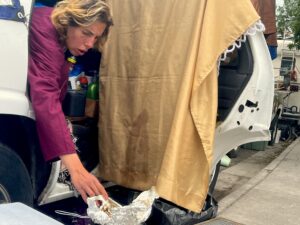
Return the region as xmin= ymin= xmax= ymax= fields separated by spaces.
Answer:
xmin=0 ymin=0 xmax=274 ymax=210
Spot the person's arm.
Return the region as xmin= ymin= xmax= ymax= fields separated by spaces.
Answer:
xmin=29 ymin=43 xmax=109 ymax=201
xmin=28 ymin=7 xmax=108 ymax=201
xmin=60 ymin=153 xmax=108 ymax=201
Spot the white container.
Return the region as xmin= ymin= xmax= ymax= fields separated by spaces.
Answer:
xmin=0 ymin=202 xmax=63 ymax=225
xmin=69 ymin=75 xmax=78 ymax=90
xmin=275 ymin=129 xmax=282 ymax=144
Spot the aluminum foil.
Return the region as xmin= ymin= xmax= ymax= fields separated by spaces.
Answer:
xmin=87 ymin=187 xmax=158 ymax=225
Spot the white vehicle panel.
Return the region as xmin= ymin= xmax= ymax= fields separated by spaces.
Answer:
xmin=0 ymin=0 xmax=32 ymax=117
xmin=213 ymin=32 xmax=274 ymax=170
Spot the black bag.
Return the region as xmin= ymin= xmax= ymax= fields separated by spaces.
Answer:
xmin=145 ymin=195 xmax=218 ymax=225
xmin=106 ymin=185 xmax=218 ymax=225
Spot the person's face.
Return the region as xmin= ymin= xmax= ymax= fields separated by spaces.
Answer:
xmin=66 ymin=21 xmax=106 ymax=56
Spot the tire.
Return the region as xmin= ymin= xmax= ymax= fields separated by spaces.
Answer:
xmin=208 ymin=161 xmax=221 ymax=195
xmin=0 ymin=144 xmax=33 ymax=206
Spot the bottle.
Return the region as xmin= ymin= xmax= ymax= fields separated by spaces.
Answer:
xmin=86 ymin=76 xmax=99 ymax=100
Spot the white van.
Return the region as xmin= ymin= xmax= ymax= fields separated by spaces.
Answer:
xmin=0 ymin=0 xmax=274 ymax=208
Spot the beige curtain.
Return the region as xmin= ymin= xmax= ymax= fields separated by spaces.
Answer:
xmin=98 ymin=0 xmax=259 ymax=212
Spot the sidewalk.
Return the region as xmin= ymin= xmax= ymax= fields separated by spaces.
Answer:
xmin=215 ymin=138 xmax=300 ymax=225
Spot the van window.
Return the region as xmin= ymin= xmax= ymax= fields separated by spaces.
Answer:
xmin=218 ymin=40 xmax=254 ymax=121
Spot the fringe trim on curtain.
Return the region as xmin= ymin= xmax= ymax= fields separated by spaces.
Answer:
xmin=218 ymin=20 xmax=265 ymax=69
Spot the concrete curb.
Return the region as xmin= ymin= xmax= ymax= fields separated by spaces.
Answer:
xmin=218 ymin=138 xmax=300 ymax=214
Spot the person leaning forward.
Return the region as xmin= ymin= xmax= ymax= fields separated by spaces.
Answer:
xmin=28 ymin=0 xmax=113 ymax=202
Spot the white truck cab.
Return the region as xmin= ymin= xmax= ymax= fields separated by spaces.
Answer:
xmin=0 ymin=0 xmax=274 ymax=208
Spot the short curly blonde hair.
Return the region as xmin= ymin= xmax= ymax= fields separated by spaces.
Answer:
xmin=51 ymin=0 xmax=113 ymax=51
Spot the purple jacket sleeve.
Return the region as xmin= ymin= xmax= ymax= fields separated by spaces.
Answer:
xmin=28 ymin=7 xmax=76 ymax=161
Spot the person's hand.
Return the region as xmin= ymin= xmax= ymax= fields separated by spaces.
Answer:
xmin=60 ymin=153 xmax=108 ymax=202
xmin=70 ymin=165 xmax=108 ymax=202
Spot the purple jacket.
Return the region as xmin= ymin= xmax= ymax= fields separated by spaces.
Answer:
xmin=28 ymin=7 xmax=76 ymax=161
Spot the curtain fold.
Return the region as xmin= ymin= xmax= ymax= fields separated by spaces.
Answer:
xmin=98 ymin=0 xmax=259 ymax=212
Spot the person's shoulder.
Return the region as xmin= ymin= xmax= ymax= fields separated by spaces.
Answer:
xmin=33 ymin=6 xmax=53 ymax=14
xmin=29 ymin=7 xmax=64 ymax=61
xmin=30 ymin=7 xmax=55 ymax=33
xmin=32 ymin=6 xmax=53 ymax=18
xmin=30 ymin=6 xmax=61 ymax=46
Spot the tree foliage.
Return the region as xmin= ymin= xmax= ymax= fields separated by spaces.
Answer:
xmin=277 ymin=0 xmax=300 ymax=49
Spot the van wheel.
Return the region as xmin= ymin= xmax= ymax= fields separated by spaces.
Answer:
xmin=208 ymin=161 xmax=221 ymax=195
xmin=0 ymin=144 xmax=33 ymax=206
